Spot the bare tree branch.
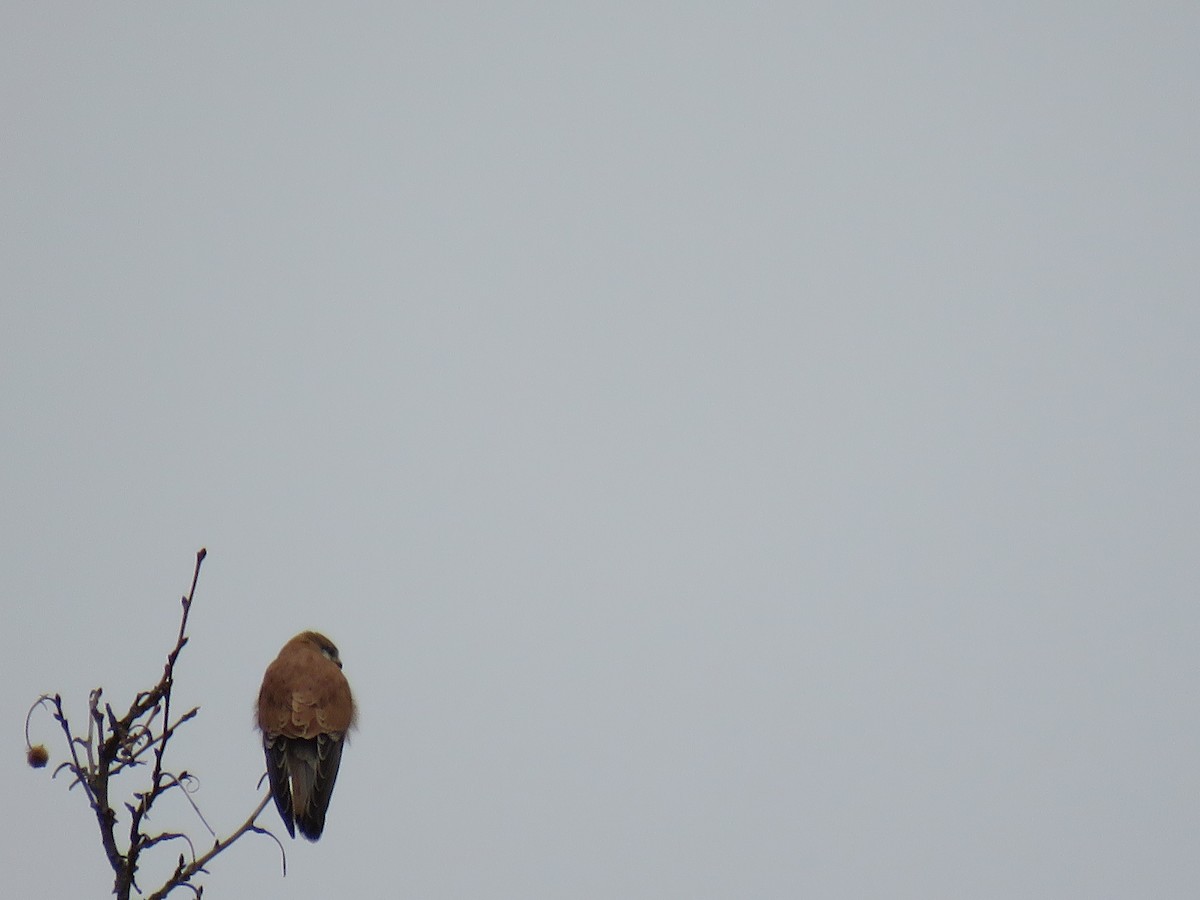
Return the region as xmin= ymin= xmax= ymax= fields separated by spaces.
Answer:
xmin=25 ymin=548 xmax=288 ymax=898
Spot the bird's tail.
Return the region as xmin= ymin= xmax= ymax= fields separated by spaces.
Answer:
xmin=288 ymin=734 xmax=344 ymax=841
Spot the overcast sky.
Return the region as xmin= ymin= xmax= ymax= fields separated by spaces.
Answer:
xmin=4 ymin=4 xmax=1198 ymax=898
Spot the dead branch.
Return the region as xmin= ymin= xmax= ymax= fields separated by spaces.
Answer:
xmin=25 ymin=548 xmax=287 ymax=898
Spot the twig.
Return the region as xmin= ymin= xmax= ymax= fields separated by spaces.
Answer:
xmin=147 ymin=793 xmax=282 ymax=900
xmin=25 ymin=548 xmax=287 ymax=898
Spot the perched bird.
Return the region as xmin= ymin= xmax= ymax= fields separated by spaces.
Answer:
xmin=256 ymin=631 xmax=355 ymax=840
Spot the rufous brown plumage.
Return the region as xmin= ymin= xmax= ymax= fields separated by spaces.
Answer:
xmin=256 ymin=631 xmax=355 ymax=840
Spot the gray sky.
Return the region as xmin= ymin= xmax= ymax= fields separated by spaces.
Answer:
xmin=4 ymin=4 xmax=1198 ymax=898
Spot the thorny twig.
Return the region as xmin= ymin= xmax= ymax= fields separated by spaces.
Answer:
xmin=25 ymin=549 xmax=287 ymax=898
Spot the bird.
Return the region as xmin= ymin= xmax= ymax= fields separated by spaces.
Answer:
xmin=256 ymin=631 xmax=355 ymax=841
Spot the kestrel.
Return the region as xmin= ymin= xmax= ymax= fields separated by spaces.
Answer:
xmin=256 ymin=631 xmax=355 ymax=841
